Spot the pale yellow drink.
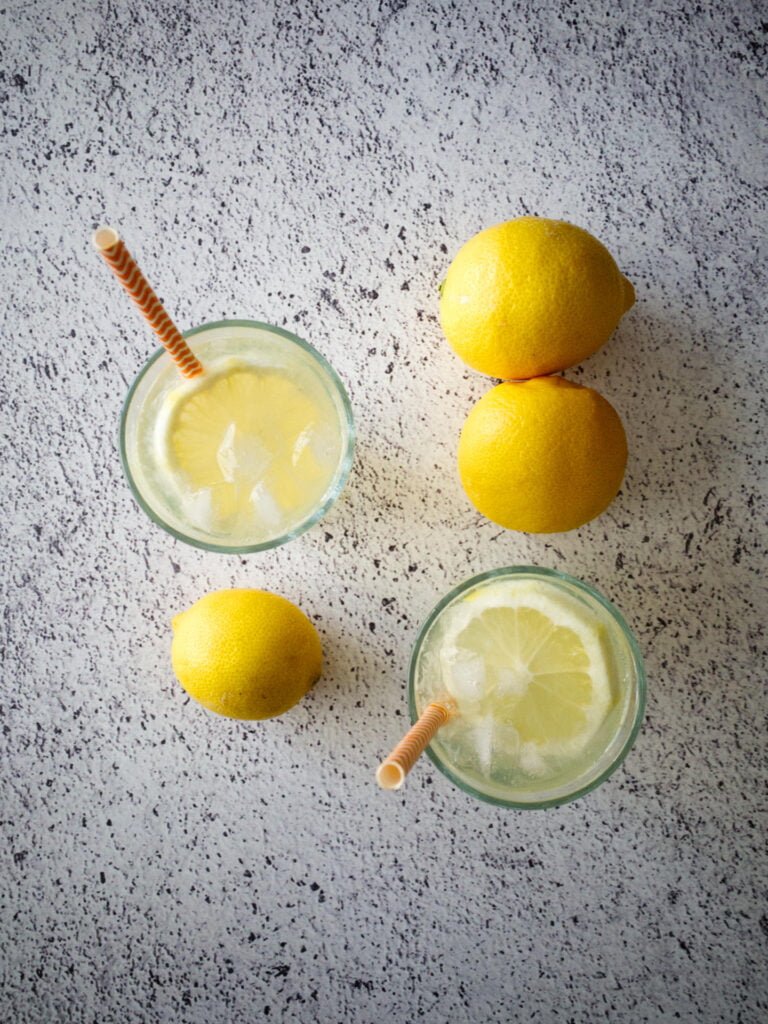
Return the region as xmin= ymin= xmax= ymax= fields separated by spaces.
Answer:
xmin=411 ymin=568 xmax=645 ymax=807
xmin=121 ymin=321 xmax=354 ymax=551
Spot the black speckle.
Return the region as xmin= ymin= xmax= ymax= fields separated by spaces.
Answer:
xmin=319 ymin=288 xmax=343 ymax=314
xmin=677 ymin=938 xmax=693 ymax=960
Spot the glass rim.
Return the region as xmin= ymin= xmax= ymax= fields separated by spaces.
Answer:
xmin=408 ymin=565 xmax=646 ymax=810
xmin=119 ymin=318 xmax=356 ymax=553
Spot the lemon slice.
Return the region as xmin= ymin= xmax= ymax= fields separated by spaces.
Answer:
xmin=439 ymin=581 xmax=611 ymax=766
xmin=155 ymin=363 xmax=322 ymax=529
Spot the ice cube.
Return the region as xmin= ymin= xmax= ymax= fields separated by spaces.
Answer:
xmin=291 ymin=425 xmax=314 ymax=467
xmin=488 ymin=720 xmax=521 ymax=778
xmin=494 ymin=665 xmax=531 ymax=699
xmin=471 ymin=715 xmax=495 ymax=776
xmin=518 ymin=742 xmax=549 ymax=778
xmin=216 ymin=423 xmax=238 ymax=482
xmin=217 ymin=423 xmax=272 ymax=483
xmin=180 ymin=488 xmax=214 ymax=532
xmin=442 ymin=648 xmax=487 ymax=703
xmin=249 ymin=481 xmax=283 ymax=529
xmin=467 ymin=716 xmax=522 ymax=779
xmin=437 ymin=713 xmax=522 ymax=782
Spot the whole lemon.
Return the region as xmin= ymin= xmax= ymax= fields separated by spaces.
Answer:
xmin=440 ymin=217 xmax=635 ymax=380
xmin=458 ymin=376 xmax=627 ymax=533
xmin=171 ymin=589 xmax=322 ymax=719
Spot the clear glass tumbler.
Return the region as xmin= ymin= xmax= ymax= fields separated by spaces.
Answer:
xmin=409 ymin=566 xmax=646 ymax=808
xmin=120 ymin=319 xmax=355 ymax=553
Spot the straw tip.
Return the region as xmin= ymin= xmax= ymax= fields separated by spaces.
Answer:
xmin=376 ymin=761 xmax=406 ymax=790
xmin=92 ymin=226 xmax=120 ymax=252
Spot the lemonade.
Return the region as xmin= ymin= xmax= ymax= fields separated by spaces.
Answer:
xmin=411 ymin=567 xmax=645 ymax=807
xmin=120 ymin=320 xmax=354 ymax=551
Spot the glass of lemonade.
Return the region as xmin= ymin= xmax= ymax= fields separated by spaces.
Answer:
xmin=410 ymin=567 xmax=645 ymax=808
xmin=120 ymin=320 xmax=355 ymax=552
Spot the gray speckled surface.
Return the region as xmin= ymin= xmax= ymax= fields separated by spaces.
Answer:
xmin=2 ymin=1 xmax=766 ymax=1021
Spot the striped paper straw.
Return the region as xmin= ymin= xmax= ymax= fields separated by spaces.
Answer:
xmin=376 ymin=698 xmax=457 ymax=790
xmin=92 ymin=226 xmax=204 ymax=379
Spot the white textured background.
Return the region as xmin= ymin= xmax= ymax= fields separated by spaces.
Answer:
xmin=2 ymin=2 xmax=766 ymax=1021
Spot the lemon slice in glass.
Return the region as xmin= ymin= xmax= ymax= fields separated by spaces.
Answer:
xmin=154 ymin=362 xmax=330 ymax=532
xmin=439 ymin=581 xmax=612 ymax=766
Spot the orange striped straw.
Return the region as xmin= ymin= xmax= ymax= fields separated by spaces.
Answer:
xmin=92 ymin=226 xmax=204 ymax=379
xmin=376 ymin=697 xmax=457 ymax=790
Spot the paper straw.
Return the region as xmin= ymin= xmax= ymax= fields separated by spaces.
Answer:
xmin=92 ymin=226 xmax=204 ymax=379
xmin=376 ymin=698 xmax=457 ymax=790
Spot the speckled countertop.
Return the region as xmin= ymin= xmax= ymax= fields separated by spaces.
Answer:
xmin=2 ymin=2 xmax=766 ymax=1022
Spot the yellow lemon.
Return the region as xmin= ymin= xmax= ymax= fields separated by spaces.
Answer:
xmin=458 ymin=376 xmax=627 ymax=533
xmin=171 ymin=589 xmax=322 ymax=719
xmin=440 ymin=217 xmax=635 ymax=379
